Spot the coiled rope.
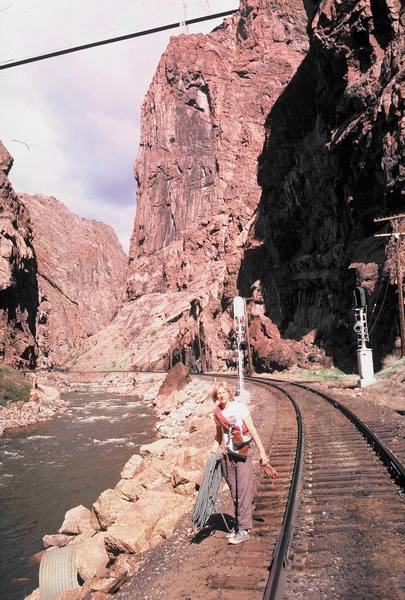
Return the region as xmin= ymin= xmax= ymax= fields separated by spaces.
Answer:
xmin=192 ymin=452 xmax=223 ymax=529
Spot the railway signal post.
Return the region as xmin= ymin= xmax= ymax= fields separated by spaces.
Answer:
xmin=353 ymin=286 xmax=376 ymax=387
xmin=233 ymin=296 xmax=247 ymax=402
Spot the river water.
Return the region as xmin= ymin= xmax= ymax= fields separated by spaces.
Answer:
xmin=0 ymin=390 xmax=156 ymax=600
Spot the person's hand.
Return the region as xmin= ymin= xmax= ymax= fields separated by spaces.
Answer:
xmin=259 ymin=452 xmax=269 ymax=465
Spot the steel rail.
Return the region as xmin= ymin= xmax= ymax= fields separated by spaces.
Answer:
xmin=196 ymin=373 xmax=304 ymax=600
xmin=278 ymin=380 xmax=405 ymax=492
xmin=197 ymin=372 xmax=405 ymax=598
xmin=258 ymin=381 xmax=303 ymax=600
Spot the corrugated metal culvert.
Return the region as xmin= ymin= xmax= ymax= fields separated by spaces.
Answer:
xmin=39 ymin=545 xmax=80 ymax=600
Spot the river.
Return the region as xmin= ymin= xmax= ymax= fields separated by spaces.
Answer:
xmin=0 ymin=389 xmax=156 ymax=600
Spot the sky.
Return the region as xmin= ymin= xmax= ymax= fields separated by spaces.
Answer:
xmin=0 ymin=0 xmax=239 ymax=253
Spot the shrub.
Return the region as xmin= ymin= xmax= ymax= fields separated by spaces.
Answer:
xmin=0 ymin=367 xmax=31 ymax=407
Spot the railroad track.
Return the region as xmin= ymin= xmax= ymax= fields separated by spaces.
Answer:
xmin=198 ymin=374 xmax=405 ymax=600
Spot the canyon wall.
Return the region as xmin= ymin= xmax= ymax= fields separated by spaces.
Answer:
xmin=74 ymin=0 xmax=311 ymax=372
xmin=244 ymin=0 xmax=403 ymax=370
xmin=19 ymin=193 xmax=127 ymax=367
xmin=0 ymin=143 xmax=38 ymax=367
xmin=71 ymin=0 xmax=403 ymax=373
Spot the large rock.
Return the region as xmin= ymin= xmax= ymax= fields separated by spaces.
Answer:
xmin=153 ymin=390 xmax=186 ymax=416
xmin=79 ymin=573 xmax=127 ymax=595
xmin=43 ymin=533 xmax=71 ymax=549
xmin=105 ymin=490 xmax=187 ymax=554
xmin=120 ymin=454 xmax=144 ymax=479
xmin=59 ymin=505 xmax=98 ymax=536
xmin=109 ymin=553 xmax=140 ymax=577
xmin=133 ymin=456 xmax=171 ymax=490
xmin=172 ymin=465 xmax=201 ymax=488
xmin=92 ymin=489 xmax=132 ymax=529
xmin=115 ymin=478 xmax=144 ymax=501
xmin=157 ymin=363 xmax=190 ymax=396
xmin=74 ymin=533 xmax=109 ymax=581
xmin=19 ymin=193 xmax=127 ymax=368
xmin=0 ymin=142 xmax=37 ymax=367
xmin=140 ymin=439 xmax=173 ymax=457
xmin=104 ymin=508 xmax=152 ymax=554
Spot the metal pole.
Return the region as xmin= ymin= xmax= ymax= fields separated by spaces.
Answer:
xmin=395 ymin=236 xmax=405 ymax=357
xmin=233 ymin=296 xmax=246 ymax=402
xmin=238 ymin=341 xmax=244 ymax=401
xmin=359 ymin=308 xmax=366 ymax=349
xmin=244 ymin=298 xmax=253 ymax=375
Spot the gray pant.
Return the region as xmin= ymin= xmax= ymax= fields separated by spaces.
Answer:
xmin=222 ymin=455 xmax=253 ymax=531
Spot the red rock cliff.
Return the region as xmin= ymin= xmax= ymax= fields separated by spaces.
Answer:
xmin=19 ymin=193 xmax=127 ymax=367
xmin=246 ymin=0 xmax=403 ymax=370
xmin=120 ymin=0 xmax=308 ymax=370
xmin=0 ymin=143 xmax=38 ymax=367
xmin=76 ymin=0 xmax=403 ymax=373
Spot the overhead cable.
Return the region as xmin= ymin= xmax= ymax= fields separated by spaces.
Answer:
xmin=0 ymin=9 xmax=237 ymax=71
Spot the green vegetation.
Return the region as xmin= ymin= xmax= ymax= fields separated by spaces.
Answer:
xmin=288 ymin=367 xmax=350 ymax=381
xmin=0 ymin=367 xmax=31 ymax=406
xmin=378 ymin=355 xmax=405 ymax=380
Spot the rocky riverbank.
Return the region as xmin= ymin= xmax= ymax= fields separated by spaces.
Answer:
xmin=25 ymin=366 xmax=215 ymax=600
xmin=0 ymin=381 xmax=67 ymax=436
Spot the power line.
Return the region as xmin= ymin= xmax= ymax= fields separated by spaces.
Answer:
xmin=0 ymin=9 xmax=237 ymax=71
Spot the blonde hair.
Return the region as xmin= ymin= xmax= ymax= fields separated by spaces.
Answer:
xmin=211 ymin=380 xmax=234 ymax=402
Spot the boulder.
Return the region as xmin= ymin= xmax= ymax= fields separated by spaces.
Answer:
xmin=74 ymin=533 xmax=109 ymax=581
xmin=140 ymin=439 xmax=173 ymax=457
xmin=172 ymin=466 xmax=201 ymax=487
xmin=59 ymin=505 xmax=98 ymax=535
xmin=105 ymin=489 xmax=187 ymax=554
xmin=174 ymin=482 xmax=197 ymax=496
xmin=115 ymin=478 xmax=144 ymax=501
xmin=157 ymin=363 xmax=190 ymax=397
xmin=120 ymin=454 xmax=144 ymax=479
xmin=79 ymin=573 xmax=127 ymax=595
xmin=43 ymin=533 xmax=72 ymax=549
xmin=173 ymin=446 xmax=206 ymax=472
xmin=104 ymin=507 xmax=152 ymax=554
xmin=188 ymin=416 xmax=210 ymax=432
xmin=92 ymin=489 xmax=132 ymax=529
xmin=153 ymin=392 xmax=183 ymax=415
xmin=193 ymin=400 xmax=215 ymax=416
xmin=109 ymin=553 xmax=140 ymax=577
xmin=135 ymin=460 xmax=170 ymax=490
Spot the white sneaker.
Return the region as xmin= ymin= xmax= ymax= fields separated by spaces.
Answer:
xmin=225 ymin=528 xmax=235 ymax=538
xmin=228 ymin=529 xmax=250 ymax=544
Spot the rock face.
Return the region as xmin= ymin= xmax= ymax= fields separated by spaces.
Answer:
xmin=74 ymin=0 xmax=309 ymax=372
xmin=71 ymin=0 xmax=403 ymax=373
xmin=0 ymin=142 xmax=38 ymax=367
xmin=19 ymin=193 xmax=127 ymax=367
xmin=245 ymin=0 xmax=403 ymax=370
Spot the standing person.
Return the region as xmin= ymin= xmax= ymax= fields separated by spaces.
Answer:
xmin=210 ymin=380 xmax=269 ymax=545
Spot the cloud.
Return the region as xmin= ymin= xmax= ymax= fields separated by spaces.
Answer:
xmin=0 ymin=1 xmax=238 ymax=252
